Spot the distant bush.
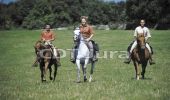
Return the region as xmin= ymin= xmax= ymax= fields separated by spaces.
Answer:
xmin=22 ymin=19 xmax=45 ymax=30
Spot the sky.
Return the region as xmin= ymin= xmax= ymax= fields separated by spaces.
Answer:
xmin=1 ymin=0 xmax=126 ymax=4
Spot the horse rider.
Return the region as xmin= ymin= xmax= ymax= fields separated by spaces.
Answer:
xmin=124 ymin=19 xmax=155 ymax=65
xmin=70 ymin=16 xmax=98 ymax=63
xmin=32 ymin=25 xmax=61 ymax=67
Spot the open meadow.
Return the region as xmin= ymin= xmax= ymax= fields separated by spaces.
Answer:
xmin=0 ymin=29 xmax=169 ymax=100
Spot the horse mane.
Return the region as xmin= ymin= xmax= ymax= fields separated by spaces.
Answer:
xmin=137 ymin=33 xmax=144 ymax=37
xmin=34 ymin=40 xmax=44 ymax=49
xmin=137 ymin=34 xmax=145 ymax=42
xmin=36 ymin=40 xmax=42 ymax=43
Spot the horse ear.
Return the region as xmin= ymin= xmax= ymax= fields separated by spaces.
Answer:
xmin=80 ymin=16 xmax=88 ymax=20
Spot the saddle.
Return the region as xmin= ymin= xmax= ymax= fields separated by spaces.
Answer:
xmin=127 ymin=41 xmax=153 ymax=54
xmin=91 ymin=40 xmax=99 ymax=52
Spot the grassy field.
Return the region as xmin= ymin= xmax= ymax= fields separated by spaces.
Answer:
xmin=0 ymin=29 xmax=169 ymax=100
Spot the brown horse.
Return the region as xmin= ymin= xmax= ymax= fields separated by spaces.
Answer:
xmin=34 ymin=40 xmax=60 ymax=82
xmin=131 ymin=34 xmax=151 ymax=80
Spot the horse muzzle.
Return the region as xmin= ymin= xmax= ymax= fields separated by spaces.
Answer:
xmin=141 ymin=45 xmax=145 ymax=50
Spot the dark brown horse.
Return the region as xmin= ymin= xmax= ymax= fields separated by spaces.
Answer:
xmin=34 ymin=40 xmax=60 ymax=82
xmin=131 ymin=34 xmax=151 ymax=80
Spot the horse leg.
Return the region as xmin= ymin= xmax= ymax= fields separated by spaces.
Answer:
xmin=40 ymin=62 xmax=45 ymax=82
xmin=82 ymin=59 xmax=88 ymax=82
xmin=53 ymin=63 xmax=58 ymax=81
xmin=136 ymin=64 xmax=140 ymax=80
xmin=43 ymin=60 xmax=49 ymax=81
xmin=89 ymin=61 xmax=95 ymax=82
xmin=49 ymin=65 xmax=53 ymax=80
xmin=76 ymin=59 xmax=81 ymax=83
xmin=141 ymin=62 xmax=147 ymax=79
xmin=134 ymin=61 xmax=140 ymax=80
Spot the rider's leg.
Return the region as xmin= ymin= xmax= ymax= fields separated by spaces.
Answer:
xmin=124 ymin=41 xmax=137 ymax=64
xmin=32 ymin=57 xmax=38 ymax=67
xmin=92 ymin=41 xmax=99 ymax=61
xmin=76 ymin=59 xmax=81 ymax=82
xmin=130 ymin=41 xmax=137 ymax=53
xmin=70 ymin=47 xmax=75 ymax=62
xmin=32 ymin=51 xmax=39 ymax=67
xmin=146 ymin=43 xmax=155 ymax=65
xmin=88 ymin=41 xmax=95 ymax=61
xmin=53 ymin=47 xmax=57 ymax=57
xmin=70 ymin=47 xmax=76 ymax=63
xmin=56 ymin=48 xmax=61 ymax=66
xmin=70 ymin=43 xmax=78 ymax=63
xmin=71 ymin=41 xmax=80 ymax=63
xmin=51 ymin=46 xmax=61 ymax=66
xmin=146 ymin=43 xmax=151 ymax=53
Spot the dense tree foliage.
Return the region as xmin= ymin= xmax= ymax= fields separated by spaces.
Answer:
xmin=0 ymin=0 xmax=126 ymax=29
xmin=0 ymin=0 xmax=169 ymax=30
xmin=126 ymin=0 xmax=170 ymax=29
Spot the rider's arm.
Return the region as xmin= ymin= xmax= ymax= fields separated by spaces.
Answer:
xmin=50 ymin=32 xmax=55 ymax=41
xmin=134 ymin=28 xmax=137 ymax=39
xmin=87 ymin=34 xmax=94 ymax=41
xmin=41 ymin=33 xmax=45 ymax=41
xmin=86 ymin=26 xmax=94 ymax=41
xmin=145 ymin=28 xmax=151 ymax=41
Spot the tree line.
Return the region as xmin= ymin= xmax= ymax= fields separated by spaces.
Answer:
xmin=0 ymin=0 xmax=169 ymax=30
xmin=126 ymin=0 xmax=170 ymax=30
xmin=0 ymin=0 xmax=126 ymax=29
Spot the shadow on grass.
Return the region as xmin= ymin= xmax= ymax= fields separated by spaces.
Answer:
xmin=131 ymin=77 xmax=152 ymax=80
xmin=73 ymin=80 xmax=96 ymax=84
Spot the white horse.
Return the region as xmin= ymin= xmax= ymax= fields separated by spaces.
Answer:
xmin=73 ymin=28 xmax=96 ymax=83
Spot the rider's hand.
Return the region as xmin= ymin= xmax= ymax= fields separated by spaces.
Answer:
xmin=86 ymin=38 xmax=90 ymax=42
xmin=42 ymin=38 xmax=45 ymax=41
xmin=46 ymin=40 xmax=50 ymax=42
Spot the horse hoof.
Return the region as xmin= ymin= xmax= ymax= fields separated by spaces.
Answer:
xmin=50 ymin=77 xmax=53 ymax=80
xmin=89 ymin=77 xmax=92 ymax=82
xmin=42 ymin=79 xmax=46 ymax=82
xmin=142 ymin=76 xmax=145 ymax=79
xmin=84 ymin=78 xmax=87 ymax=82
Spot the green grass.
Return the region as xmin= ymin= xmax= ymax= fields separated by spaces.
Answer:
xmin=0 ymin=29 xmax=169 ymax=100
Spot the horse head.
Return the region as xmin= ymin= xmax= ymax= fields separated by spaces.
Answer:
xmin=73 ymin=27 xmax=81 ymax=42
xmin=34 ymin=40 xmax=43 ymax=51
xmin=137 ymin=33 xmax=146 ymax=50
xmin=34 ymin=40 xmax=48 ymax=55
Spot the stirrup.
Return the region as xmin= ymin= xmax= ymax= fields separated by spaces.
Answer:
xmin=57 ymin=62 xmax=61 ymax=66
xmin=70 ymin=59 xmax=76 ymax=64
xmin=124 ymin=58 xmax=131 ymax=64
xmin=32 ymin=62 xmax=38 ymax=67
xmin=92 ymin=56 xmax=98 ymax=62
xmin=149 ymin=60 xmax=155 ymax=65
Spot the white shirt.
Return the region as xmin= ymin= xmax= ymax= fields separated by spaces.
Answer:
xmin=134 ymin=26 xmax=151 ymax=39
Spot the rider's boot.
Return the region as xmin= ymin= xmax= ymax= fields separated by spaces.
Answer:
xmin=92 ymin=51 xmax=98 ymax=62
xmin=149 ymin=54 xmax=155 ymax=65
xmin=56 ymin=58 xmax=61 ymax=66
xmin=56 ymin=51 xmax=61 ymax=66
xmin=32 ymin=58 xmax=38 ymax=67
xmin=70 ymin=48 xmax=76 ymax=63
xmin=124 ymin=52 xmax=131 ymax=64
